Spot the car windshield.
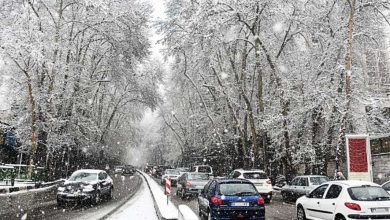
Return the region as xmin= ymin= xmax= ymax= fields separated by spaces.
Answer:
xmin=166 ymin=169 xmax=180 ymax=175
xmin=198 ymin=166 xmax=211 ymax=173
xmin=115 ymin=166 xmax=123 ymax=169
xmin=219 ymin=183 xmax=258 ymax=196
xmin=310 ymin=176 xmax=330 ymax=185
xmin=189 ymin=173 xmax=209 ymax=180
xmin=243 ymin=172 xmax=268 ymax=179
xmin=348 ymin=186 xmax=390 ymax=201
xmin=68 ymin=172 xmax=98 ymax=182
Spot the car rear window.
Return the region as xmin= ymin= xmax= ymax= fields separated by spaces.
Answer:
xmin=219 ymin=183 xmax=258 ymax=196
xmin=243 ymin=172 xmax=268 ymax=179
xmin=348 ymin=186 xmax=390 ymax=201
xmin=198 ymin=166 xmax=211 ymax=173
xmin=189 ymin=173 xmax=209 ymax=180
xmin=310 ymin=176 xmax=330 ymax=185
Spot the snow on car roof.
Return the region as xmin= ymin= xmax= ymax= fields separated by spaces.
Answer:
xmin=330 ymin=180 xmax=379 ymax=187
xmin=73 ymin=169 xmax=104 ymax=173
xmin=235 ymin=169 xmax=265 ymax=173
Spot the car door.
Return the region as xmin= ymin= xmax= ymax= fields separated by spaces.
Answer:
xmin=296 ymin=177 xmax=309 ymax=198
xmin=321 ymin=184 xmax=343 ymax=220
xmin=199 ymin=180 xmax=212 ymax=214
xmin=99 ymin=172 xmax=110 ymax=194
xmin=289 ymin=177 xmax=300 ymax=199
xmin=305 ymin=184 xmax=329 ymax=219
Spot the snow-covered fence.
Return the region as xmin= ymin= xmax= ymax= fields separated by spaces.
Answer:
xmin=178 ymin=205 xmax=199 ymax=220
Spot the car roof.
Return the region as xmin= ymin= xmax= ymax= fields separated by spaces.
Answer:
xmin=214 ymin=178 xmax=253 ymax=184
xmin=234 ymin=169 xmax=265 ymax=173
xmin=329 ymin=180 xmax=380 ymax=187
xmin=295 ymin=175 xmax=328 ymax=178
xmin=73 ymin=169 xmax=104 ymax=174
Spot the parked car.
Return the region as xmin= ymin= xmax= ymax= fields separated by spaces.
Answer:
xmin=177 ymin=172 xmax=210 ymax=199
xmin=296 ymin=180 xmax=390 ymax=220
xmin=161 ymin=169 xmax=181 ymax=186
xmin=122 ymin=165 xmax=136 ymax=175
xmin=176 ymin=167 xmax=190 ymax=175
xmin=57 ymin=169 xmax=113 ymax=206
xmin=382 ymin=180 xmax=390 ymax=193
xmin=144 ymin=165 xmax=154 ymax=174
xmin=229 ymin=169 xmax=273 ymax=203
xmin=198 ymin=178 xmax=265 ymax=220
xmin=191 ymin=165 xmax=213 ymax=177
xmin=282 ymin=175 xmax=330 ymax=201
xmin=114 ymin=166 xmax=123 ymax=174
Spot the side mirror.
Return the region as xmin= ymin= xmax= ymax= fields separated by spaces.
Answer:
xmin=306 ymin=192 xmax=311 ymax=198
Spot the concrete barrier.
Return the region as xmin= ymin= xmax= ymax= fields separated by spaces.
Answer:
xmin=178 ymin=205 xmax=199 ymax=220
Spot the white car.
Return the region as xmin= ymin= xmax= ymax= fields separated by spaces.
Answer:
xmin=382 ymin=181 xmax=390 ymax=194
xmin=161 ymin=169 xmax=180 ymax=186
xmin=228 ymin=169 xmax=273 ymax=203
xmin=296 ymin=180 xmax=390 ymax=220
xmin=190 ymin=165 xmax=213 ymax=177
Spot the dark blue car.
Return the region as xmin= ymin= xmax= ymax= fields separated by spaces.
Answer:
xmin=198 ymin=178 xmax=265 ymax=220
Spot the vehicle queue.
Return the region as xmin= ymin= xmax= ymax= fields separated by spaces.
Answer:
xmin=148 ymin=164 xmax=390 ymax=220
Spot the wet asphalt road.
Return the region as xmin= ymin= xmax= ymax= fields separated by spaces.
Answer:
xmin=1 ymin=174 xmax=141 ymax=220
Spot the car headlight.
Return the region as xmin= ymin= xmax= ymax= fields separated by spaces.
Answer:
xmin=82 ymin=185 xmax=95 ymax=192
xmin=57 ymin=186 xmax=65 ymax=192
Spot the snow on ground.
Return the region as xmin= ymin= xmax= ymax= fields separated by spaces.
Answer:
xmin=107 ymin=177 xmax=158 ymax=220
xmin=141 ymin=171 xmax=178 ymax=219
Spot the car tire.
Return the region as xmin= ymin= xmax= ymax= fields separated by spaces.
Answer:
xmin=281 ymin=191 xmax=289 ymax=202
xmin=93 ymin=191 xmax=101 ymax=205
xmin=296 ymin=205 xmax=306 ymax=220
xmin=107 ymin=187 xmax=113 ymax=200
xmin=57 ymin=200 xmax=64 ymax=208
xmin=335 ymin=214 xmax=346 ymax=220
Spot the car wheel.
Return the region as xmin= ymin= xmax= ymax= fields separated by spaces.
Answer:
xmin=297 ymin=206 xmax=306 ymax=220
xmin=107 ymin=187 xmax=113 ymax=200
xmin=335 ymin=214 xmax=346 ymax=220
xmin=93 ymin=191 xmax=101 ymax=205
xmin=281 ymin=192 xmax=288 ymax=202
xmin=57 ymin=200 xmax=64 ymax=208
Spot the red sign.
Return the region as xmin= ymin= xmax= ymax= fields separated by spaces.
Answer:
xmin=348 ymin=138 xmax=368 ymax=172
xmin=165 ymin=177 xmax=171 ymax=195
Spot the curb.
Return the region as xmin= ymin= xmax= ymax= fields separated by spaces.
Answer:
xmin=137 ymin=170 xmax=177 ymax=220
xmin=98 ymin=174 xmax=143 ymax=220
xmin=0 ymin=179 xmax=65 ymax=194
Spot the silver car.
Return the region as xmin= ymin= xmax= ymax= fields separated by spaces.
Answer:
xmin=281 ymin=175 xmax=330 ymax=201
xmin=176 ymin=172 xmax=209 ymax=199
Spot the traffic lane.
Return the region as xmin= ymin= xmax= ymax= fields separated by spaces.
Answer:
xmin=153 ymin=177 xmax=296 ymax=220
xmin=1 ymin=174 xmax=141 ymax=220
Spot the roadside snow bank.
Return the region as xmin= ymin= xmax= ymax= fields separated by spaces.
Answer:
xmin=178 ymin=205 xmax=199 ymax=220
xmin=138 ymin=171 xmax=178 ymax=220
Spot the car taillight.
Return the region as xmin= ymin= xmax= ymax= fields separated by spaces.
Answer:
xmin=185 ymin=181 xmax=191 ymax=188
xmin=210 ymin=196 xmax=222 ymax=206
xmin=257 ymin=197 xmax=265 ymax=205
xmin=345 ymin=202 xmax=361 ymax=211
xmin=266 ymin=179 xmax=272 ymax=185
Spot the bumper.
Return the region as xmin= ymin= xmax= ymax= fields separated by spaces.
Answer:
xmin=57 ymin=192 xmax=94 ymax=203
xmin=210 ymin=207 xmax=265 ymax=220
xmin=348 ymin=214 xmax=390 ymax=219
xmin=183 ymin=188 xmax=203 ymax=196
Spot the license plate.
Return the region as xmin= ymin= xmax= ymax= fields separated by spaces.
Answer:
xmin=371 ymin=208 xmax=388 ymax=213
xmin=231 ymin=202 xmax=250 ymax=206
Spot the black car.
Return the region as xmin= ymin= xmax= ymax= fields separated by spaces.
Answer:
xmin=57 ymin=169 xmax=114 ymax=206
xmin=122 ymin=165 xmax=136 ymax=175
